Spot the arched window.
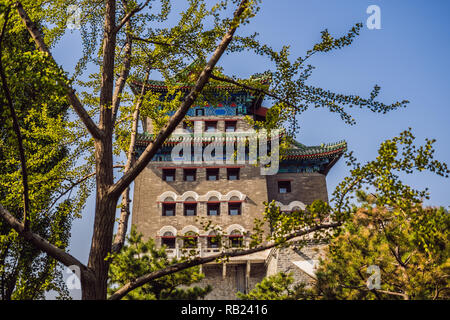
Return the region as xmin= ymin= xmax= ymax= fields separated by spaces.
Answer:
xmin=229 ymin=230 xmax=243 ymax=248
xmin=183 ymin=231 xmax=198 ymax=248
xmin=207 ymin=231 xmax=220 ymax=249
xmin=161 ymin=231 xmax=176 ymax=249
xmin=208 ymin=196 xmax=220 ymax=202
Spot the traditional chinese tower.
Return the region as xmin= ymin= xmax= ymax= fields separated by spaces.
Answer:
xmin=131 ymin=67 xmax=346 ymax=299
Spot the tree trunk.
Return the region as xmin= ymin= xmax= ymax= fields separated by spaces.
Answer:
xmin=82 ymin=0 xmax=117 ymax=300
xmin=83 ymin=138 xmax=116 ymax=300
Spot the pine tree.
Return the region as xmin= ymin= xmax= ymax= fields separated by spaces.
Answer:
xmin=108 ymin=227 xmax=211 ymax=300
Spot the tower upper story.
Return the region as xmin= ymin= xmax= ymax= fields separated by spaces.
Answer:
xmin=130 ymin=65 xmax=346 ymax=257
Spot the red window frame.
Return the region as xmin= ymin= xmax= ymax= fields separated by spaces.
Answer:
xmin=162 ymin=203 xmax=176 ymax=216
xmin=227 ymin=168 xmax=240 ymax=180
xmin=228 ymin=202 xmax=242 ymax=216
xmin=183 ymin=168 xmax=196 ymax=181
xmin=205 ymin=121 xmax=217 ymax=132
xmin=207 ymin=202 xmax=220 ymax=216
xmin=162 ymin=169 xmax=176 ymax=182
xmin=183 ymin=203 xmax=197 ymax=216
xmin=278 ymin=180 xmax=292 ymax=194
xmin=206 ymin=168 xmax=220 ymax=181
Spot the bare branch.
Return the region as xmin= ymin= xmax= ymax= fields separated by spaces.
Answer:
xmin=374 ymin=289 xmax=409 ymax=300
xmin=109 ymin=221 xmax=341 ymax=300
xmin=0 ymin=6 xmax=31 ymax=230
xmin=132 ymin=36 xmax=196 ymax=60
xmin=209 ymin=73 xmax=297 ymax=108
xmin=338 ymin=282 xmax=409 ymax=300
xmin=111 ymin=68 xmax=151 ymax=253
xmin=0 ymin=204 xmax=92 ymax=279
xmin=109 ymin=0 xmax=251 ymax=199
xmin=112 ymin=31 xmax=132 ymax=127
xmin=15 ymin=2 xmax=103 ymax=140
xmin=114 ymin=0 xmax=152 ymax=34
xmin=45 ymin=165 xmax=125 ymax=215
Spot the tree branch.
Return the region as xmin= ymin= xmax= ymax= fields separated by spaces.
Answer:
xmin=0 ymin=6 xmax=31 ymax=230
xmin=109 ymin=0 xmax=251 ymax=199
xmin=132 ymin=36 xmax=196 ymax=60
xmin=114 ymin=0 xmax=152 ymax=34
xmin=374 ymin=289 xmax=409 ymax=300
xmin=111 ymin=68 xmax=151 ymax=253
xmin=44 ymin=165 xmax=125 ymax=215
xmin=209 ymin=73 xmax=296 ymax=108
xmin=433 ymin=287 xmax=449 ymax=300
xmin=109 ymin=221 xmax=341 ymax=300
xmin=0 ymin=204 xmax=93 ymax=280
xmin=112 ymin=27 xmax=132 ymax=127
xmin=15 ymin=1 xmax=103 ymax=140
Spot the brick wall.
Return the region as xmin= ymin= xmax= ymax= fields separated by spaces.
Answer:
xmin=266 ymin=172 xmax=329 ymax=206
xmin=276 ymin=244 xmax=327 ymax=286
xmin=199 ymin=263 xmax=267 ymax=300
xmin=132 ymin=163 xmax=269 ymax=240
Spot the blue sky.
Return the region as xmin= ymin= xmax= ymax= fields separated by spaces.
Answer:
xmin=227 ymin=0 xmax=450 ymax=207
xmin=52 ymin=0 xmax=450 ymax=294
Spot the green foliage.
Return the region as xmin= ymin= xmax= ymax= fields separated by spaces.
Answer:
xmin=313 ymin=199 xmax=449 ymax=300
xmin=247 ymin=198 xmax=332 ymax=250
xmin=237 ymin=272 xmax=312 ymax=300
xmin=332 ymin=128 xmax=449 ymax=221
xmin=0 ymin=5 xmax=88 ymax=300
xmin=314 ymin=130 xmax=449 ymax=300
xmin=233 ymin=22 xmax=408 ymax=135
xmin=37 ymin=0 xmax=409 ymax=151
xmin=0 ymin=0 xmax=429 ymax=300
xmin=246 ymin=130 xmax=449 ymax=300
xmin=108 ymin=227 xmax=211 ymax=300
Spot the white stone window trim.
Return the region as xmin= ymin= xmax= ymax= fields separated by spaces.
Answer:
xmin=179 ymin=191 xmax=200 ymax=201
xmin=274 ymin=200 xmax=307 ymax=212
xmin=222 ymin=190 xmax=246 ymax=201
xmin=158 ymin=225 xmax=178 ymax=237
xmin=157 ymin=190 xmax=246 ymax=203
xmin=200 ymin=190 xmax=222 ymax=202
xmin=158 ymin=191 xmax=178 ymax=202
xmin=224 ymin=224 xmax=246 ymax=235
xmin=180 ymin=225 xmax=200 ymax=235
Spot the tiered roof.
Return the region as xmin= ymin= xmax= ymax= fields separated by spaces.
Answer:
xmin=132 ymin=62 xmax=347 ymax=174
xmin=135 ymin=132 xmax=347 ymax=162
xmin=284 ymin=140 xmax=347 ymax=160
xmin=130 ymin=71 xmax=270 ymax=93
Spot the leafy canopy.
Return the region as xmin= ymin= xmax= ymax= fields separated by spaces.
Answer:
xmin=0 ymin=3 xmax=89 ymax=299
